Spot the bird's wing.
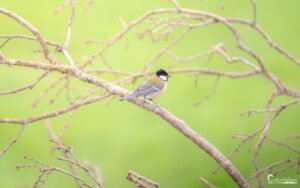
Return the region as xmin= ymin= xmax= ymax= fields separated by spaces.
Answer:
xmin=134 ymin=82 xmax=162 ymax=97
xmin=120 ymin=80 xmax=164 ymax=101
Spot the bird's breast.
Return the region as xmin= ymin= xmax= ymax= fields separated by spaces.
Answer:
xmin=147 ymin=82 xmax=167 ymax=99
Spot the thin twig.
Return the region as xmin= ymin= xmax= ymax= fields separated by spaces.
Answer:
xmin=0 ymin=124 xmax=26 ymax=157
xmin=127 ymin=170 xmax=159 ymax=188
xmin=199 ymin=177 xmax=219 ymax=188
xmin=0 ymin=72 xmax=48 ymax=95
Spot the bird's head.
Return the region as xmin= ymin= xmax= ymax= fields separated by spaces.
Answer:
xmin=156 ymin=69 xmax=170 ymax=81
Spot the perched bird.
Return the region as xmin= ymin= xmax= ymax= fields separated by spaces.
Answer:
xmin=120 ymin=69 xmax=170 ymax=102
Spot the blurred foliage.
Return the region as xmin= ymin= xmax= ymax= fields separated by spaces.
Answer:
xmin=0 ymin=0 xmax=299 ymax=187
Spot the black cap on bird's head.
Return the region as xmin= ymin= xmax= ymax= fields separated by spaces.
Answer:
xmin=156 ymin=69 xmax=170 ymax=81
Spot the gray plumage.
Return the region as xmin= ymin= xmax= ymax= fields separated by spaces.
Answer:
xmin=120 ymin=80 xmax=164 ymax=101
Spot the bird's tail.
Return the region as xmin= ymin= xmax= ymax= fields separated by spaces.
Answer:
xmin=119 ymin=92 xmax=137 ymax=101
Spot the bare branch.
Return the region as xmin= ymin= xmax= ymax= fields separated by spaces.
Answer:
xmin=0 ymin=55 xmax=249 ymax=187
xmin=0 ymin=35 xmax=59 ymax=47
xmin=0 ymin=124 xmax=26 ymax=157
xmin=199 ymin=177 xmax=219 ymax=188
xmin=248 ymin=159 xmax=293 ymax=181
xmin=0 ymin=93 xmax=111 ymax=125
xmin=0 ymin=8 xmax=56 ymax=64
xmin=265 ymin=136 xmax=300 ymax=155
xmin=250 ymin=0 xmax=257 ymax=25
xmin=58 ymin=157 xmax=103 ymax=188
xmin=194 ymin=76 xmax=220 ymax=106
xmin=0 ymin=72 xmax=48 ymax=95
xmin=143 ymin=28 xmax=190 ymax=74
xmin=127 ymin=170 xmax=159 ymax=188
xmin=287 ymin=134 xmax=300 ymax=139
xmin=228 ymin=18 xmax=300 ymax=67
xmin=170 ymin=0 xmax=182 ymax=10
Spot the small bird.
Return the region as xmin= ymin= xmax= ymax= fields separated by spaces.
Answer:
xmin=120 ymin=69 xmax=170 ymax=102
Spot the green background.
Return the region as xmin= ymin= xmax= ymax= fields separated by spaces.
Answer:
xmin=0 ymin=0 xmax=299 ymax=187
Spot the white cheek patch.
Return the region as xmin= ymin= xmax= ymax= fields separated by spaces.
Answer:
xmin=159 ymin=75 xmax=168 ymax=81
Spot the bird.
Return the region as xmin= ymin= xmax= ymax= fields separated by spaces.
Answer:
xmin=120 ymin=69 xmax=170 ymax=102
